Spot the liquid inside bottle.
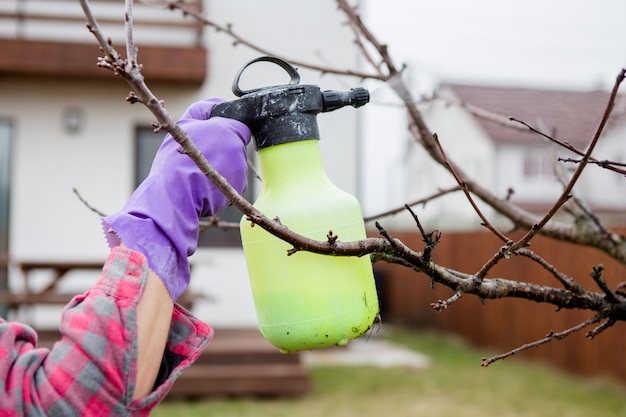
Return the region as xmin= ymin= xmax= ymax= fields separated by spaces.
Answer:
xmin=240 ymin=139 xmax=379 ymax=353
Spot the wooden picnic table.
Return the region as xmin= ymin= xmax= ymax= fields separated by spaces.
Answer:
xmin=0 ymin=260 xmax=202 ymax=312
xmin=0 ymin=260 xmax=103 ymax=308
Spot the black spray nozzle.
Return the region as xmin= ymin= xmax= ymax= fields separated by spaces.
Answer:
xmin=210 ymin=57 xmax=370 ymax=149
xmin=322 ymin=88 xmax=370 ymax=112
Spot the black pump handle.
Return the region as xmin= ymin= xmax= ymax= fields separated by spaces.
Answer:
xmin=232 ymin=56 xmax=301 ymax=97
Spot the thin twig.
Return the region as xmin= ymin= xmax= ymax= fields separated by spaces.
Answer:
xmin=363 ymin=186 xmax=461 ymax=223
xmin=80 ymin=2 xmax=121 ymax=64
xmin=436 ymin=92 xmax=530 ymax=133
xmin=141 ymin=0 xmax=382 ymax=81
xmin=431 ymin=290 xmax=463 ymax=311
xmin=559 ymin=157 xmax=626 ymax=174
xmin=507 ymin=69 xmax=626 ymax=255
xmin=511 ymin=117 xmax=626 ymax=176
xmin=72 ymin=187 xmax=107 ymax=217
xmin=124 ymin=0 xmax=137 ymax=69
xmin=432 ymin=132 xmax=515 ymax=284
xmin=404 ymin=204 xmax=441 ymax=263
xmin=432 ymin=134 xmax=509 ymax=244
xmin=247 ymin=158 xmax=262 ymax=183
xmin=553 ymin=152 xmax=610 ymax=238
xmin=198 ymin=217 xmax=239 ymax=232
xmin=335 ymin=0 xmax=399 ymax=77
xmin=515 ymin=249 xmax=585 ymax=294
xmin=375 ymin=221 xmax=399 ymax=251
xmin=586 ymin=316 xmax=617 ymax=339
xmin=590 ymin=264 xmax=622 ymax=303
xmin=336 ymin=0 xmax=386 ymax=77
xmin=481 ymin=313 xmax=605 ymax=366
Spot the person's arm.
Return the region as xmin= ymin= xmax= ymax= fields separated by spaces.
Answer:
xmin=133 ymin=253 xmax=173 ymax=400
xmin=0 ymin=246 xmax=211 ymax=415
xmin=101 ymin=98 xmax=250 ymax=399
xmin=0 ymin=98 xmax=250 ymax=415
xmin=102 ymin=98 xmax=251 ymax=302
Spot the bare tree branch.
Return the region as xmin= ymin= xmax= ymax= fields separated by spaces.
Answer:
xmin=510 ymin=117 xmax=626 ymax=176
xmin=139 ymin=0 xmax=382 ymax=81
xmin=78 ymin=0 xmax=626 ymax=366
xmin=198 ymin=217 xmax=239 ymax=232
xmin=481 ymin=312 xmax=606 ymax=366
xmin=79 ymin=0 xmax=392 ymax=260
xmin=362 ymin=185 xmax=461 ymax=223
xmin=72 ymin=187 xmax=107 ymax=217
xmin=507 ymin=68 xmax=626 ymax=254
xmin=514 ymin=249 xmax=585 ymax=294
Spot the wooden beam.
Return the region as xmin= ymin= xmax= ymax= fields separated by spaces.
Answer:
xmin=0 ymin=39 xmax=207 ymax=85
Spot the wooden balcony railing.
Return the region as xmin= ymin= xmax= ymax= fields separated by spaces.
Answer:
xmin=0 ymin=0 xmax=207 ymax=84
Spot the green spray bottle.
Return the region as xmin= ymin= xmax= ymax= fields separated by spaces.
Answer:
xmin=211 ymin=57 xmax=379 ymax=353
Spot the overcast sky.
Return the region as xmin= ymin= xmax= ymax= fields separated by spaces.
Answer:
xmin=363 ymin=0 xmax=626 ymax=91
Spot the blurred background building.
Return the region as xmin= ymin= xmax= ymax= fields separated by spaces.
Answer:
xmin=1 ymin=0 xmax=626 ymax=386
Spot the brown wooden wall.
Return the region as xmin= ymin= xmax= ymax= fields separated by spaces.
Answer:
xmin=372 ymin=229 xmax=626 ymax=384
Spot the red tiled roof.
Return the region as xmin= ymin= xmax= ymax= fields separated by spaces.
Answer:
xmin=444 ymin=84 xmax=626 ymax=147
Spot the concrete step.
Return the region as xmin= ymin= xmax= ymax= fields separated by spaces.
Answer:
xmin=169 ymin=327 xmax=310 ymax=398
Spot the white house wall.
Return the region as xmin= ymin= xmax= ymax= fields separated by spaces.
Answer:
xmin=2 ymin=0 xmax=360 ymax=328
xmin=5 ymin=79 xmax=158 ymax=260
xmin=579 ymin=122 xmax=626 ymax=212
xmin=358 ymin=81 xmax=411 ymax=218
xmin=420 ymin=88 xmax=496 ymax=230
xmin=494 ymin=143 xmax=565 ymax=205
xmin=366 ymin=84 xmax=497 ymax=231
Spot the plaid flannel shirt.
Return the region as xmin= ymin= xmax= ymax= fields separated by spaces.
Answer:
xmin=0 ymin=247 xmax=213 ymax=416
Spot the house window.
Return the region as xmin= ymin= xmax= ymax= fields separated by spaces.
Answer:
xmin=135 ymin=126 xmax=252 ymax=247
xmin=523 ymin=148 xmax=554 ymax=180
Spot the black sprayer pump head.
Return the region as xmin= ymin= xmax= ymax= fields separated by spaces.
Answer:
xmin=210 ymin=56 xmax=369 ymax=150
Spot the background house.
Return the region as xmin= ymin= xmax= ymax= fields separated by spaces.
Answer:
xmin=443 ymin=84 xmax=626 ymax=216
xmin=0 ymin=0 xmax=363 ymax=328
xmin=2 ymin=1 xmax=626 ymax=387
xmin=363 ymin=81 xmax=626 ymax=386
xmin=363 ymin=81 xmax=626 ymax=231
xmin=3 ymin=1 xmax=625 ymax=327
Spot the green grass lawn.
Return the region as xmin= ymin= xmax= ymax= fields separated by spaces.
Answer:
xmin=153 ymin=329 xmax=626 ymax=417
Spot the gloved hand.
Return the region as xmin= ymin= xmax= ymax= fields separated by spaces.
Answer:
xmin=102 ymin=98 xmax=251 ymax=301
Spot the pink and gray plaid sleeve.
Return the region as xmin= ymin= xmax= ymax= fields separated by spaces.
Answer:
xmin=0 ymin=246 xmax=213 ymax=416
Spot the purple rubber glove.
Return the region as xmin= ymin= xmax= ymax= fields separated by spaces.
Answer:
xmin=102 ymin=98 xmax=251 ymax=301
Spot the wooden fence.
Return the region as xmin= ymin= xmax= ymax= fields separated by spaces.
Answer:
xmin=373 ymin=229 xmax=626 ymax=384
